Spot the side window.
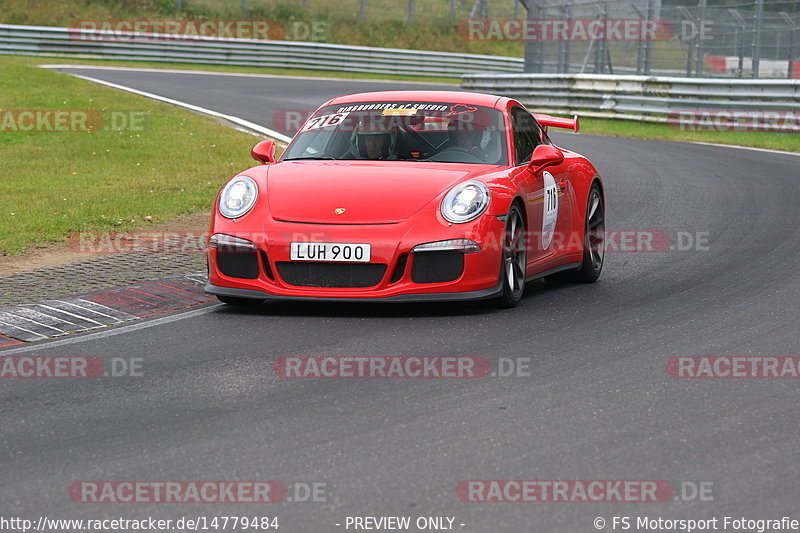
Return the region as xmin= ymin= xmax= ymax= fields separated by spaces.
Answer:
xmin=511 ymin=107 xmax=543 ymax=165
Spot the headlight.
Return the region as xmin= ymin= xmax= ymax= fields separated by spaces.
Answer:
xmin=440 ymin=180 xmax=490 ymax=224
xmin=219 ymin=176 xmax=258 ymax=219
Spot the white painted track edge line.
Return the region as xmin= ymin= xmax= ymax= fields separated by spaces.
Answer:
xmin=56 ymin=71 xmax=293 ymax=143
xmin=688 ymin=141 xmax=800 ymax=157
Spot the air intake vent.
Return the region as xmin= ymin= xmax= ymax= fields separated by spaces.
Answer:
xmin=411 ymin=251 xmax=464 ymax=283
xmin=277 ymin=262 xmax=387 ymax=288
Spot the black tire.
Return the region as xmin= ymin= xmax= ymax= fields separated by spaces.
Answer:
xmin=549 ymin=182 xmax=605 ymax=283
xmin=216 ymin=295 xmax=265 ymax=307
xmin=493 ymin=204 xmax=528 ymax=308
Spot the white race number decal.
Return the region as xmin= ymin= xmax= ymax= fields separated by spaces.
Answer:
xmin=300 ymin=112 xmax=350 ymax=132
xmin=542 ymin=171 xmax=559 ymax=249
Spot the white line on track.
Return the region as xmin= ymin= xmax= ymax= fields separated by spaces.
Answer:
xmin=50 ymin=70 xmax=293 ymax=143
xmin=688 ymin=141 xmax=800 ymax=157
xmin=0 ymin=304 xmax=222 ymax=355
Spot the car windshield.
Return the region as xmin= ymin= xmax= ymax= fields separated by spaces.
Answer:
xmin=281 ymin=101 xmax=508 ymax=165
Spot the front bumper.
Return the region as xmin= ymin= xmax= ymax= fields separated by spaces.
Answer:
xmin=205 ymin=280 xmax=503 ymax=303
xmin=205 ymin=212 xmax=506 ymax=302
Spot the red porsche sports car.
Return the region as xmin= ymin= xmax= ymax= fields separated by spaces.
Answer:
xmin=205 ymin=90 xmax=604 ymax=307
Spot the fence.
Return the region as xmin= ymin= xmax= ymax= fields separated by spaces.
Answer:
xmin=162 ymin=0 xmax=799 ymax=77
xmin=461 ymin=72 xmax=800 ymax=123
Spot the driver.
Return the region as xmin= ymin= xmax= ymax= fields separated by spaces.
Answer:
xmin=446 ymin=112 xmax=490 ymax=161
xmin=350 ymin=117 xmax=398 ymax=160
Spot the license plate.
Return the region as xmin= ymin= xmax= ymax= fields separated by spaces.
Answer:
xmin=290 ymin=242 xmax=371 ymax=262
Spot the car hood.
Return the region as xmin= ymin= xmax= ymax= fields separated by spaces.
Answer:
xmin=266 ymin=161 xmax=495 ymax=224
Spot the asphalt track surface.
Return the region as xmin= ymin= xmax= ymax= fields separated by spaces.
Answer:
xmin=3 ymin=67 xmax=800 ymax=532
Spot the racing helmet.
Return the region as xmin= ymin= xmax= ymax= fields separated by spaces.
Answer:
xmin=354 ymin=115 xmax=396 ymax=159
xmin=446 ymin=108 xmax=493 ymax=150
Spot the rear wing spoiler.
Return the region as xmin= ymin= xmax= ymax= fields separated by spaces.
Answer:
xmin=533 ymin=113 xmax=580 ymax=134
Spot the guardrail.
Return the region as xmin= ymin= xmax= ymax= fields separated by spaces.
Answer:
xmin=0 ymin=23 xmax=524 ymax=77
xmin=461 ymin=73 xmax=800 ymax=123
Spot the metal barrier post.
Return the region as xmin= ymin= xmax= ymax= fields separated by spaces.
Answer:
xmin=558 ymin=4 xmax=572 ymax=73
xmin=751 ymin=0 xmax=764 ymax=78
xmin=694 ymin=0 xmax=707 ymax=77
xmin=781 ymin=12 xmax=797 ymax=80
xmin=644 ymin=0 xmax=654 ymax=74
xmin=729 ymin=8 xmax=747 ymax=78
xmin=678 ymin=6 xmax=695 ymax=76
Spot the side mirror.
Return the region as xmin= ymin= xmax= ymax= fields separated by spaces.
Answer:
xmin=251 ymin=140 xmax=277 ymax=164
xmin=528 ymin=144 xmax=564 ymax=173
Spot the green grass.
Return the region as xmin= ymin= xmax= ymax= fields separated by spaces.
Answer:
xmin=581 ymin=118 xmax=800 ymax=153
xmin=0 ymin=55 xmax=259 ymax=255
